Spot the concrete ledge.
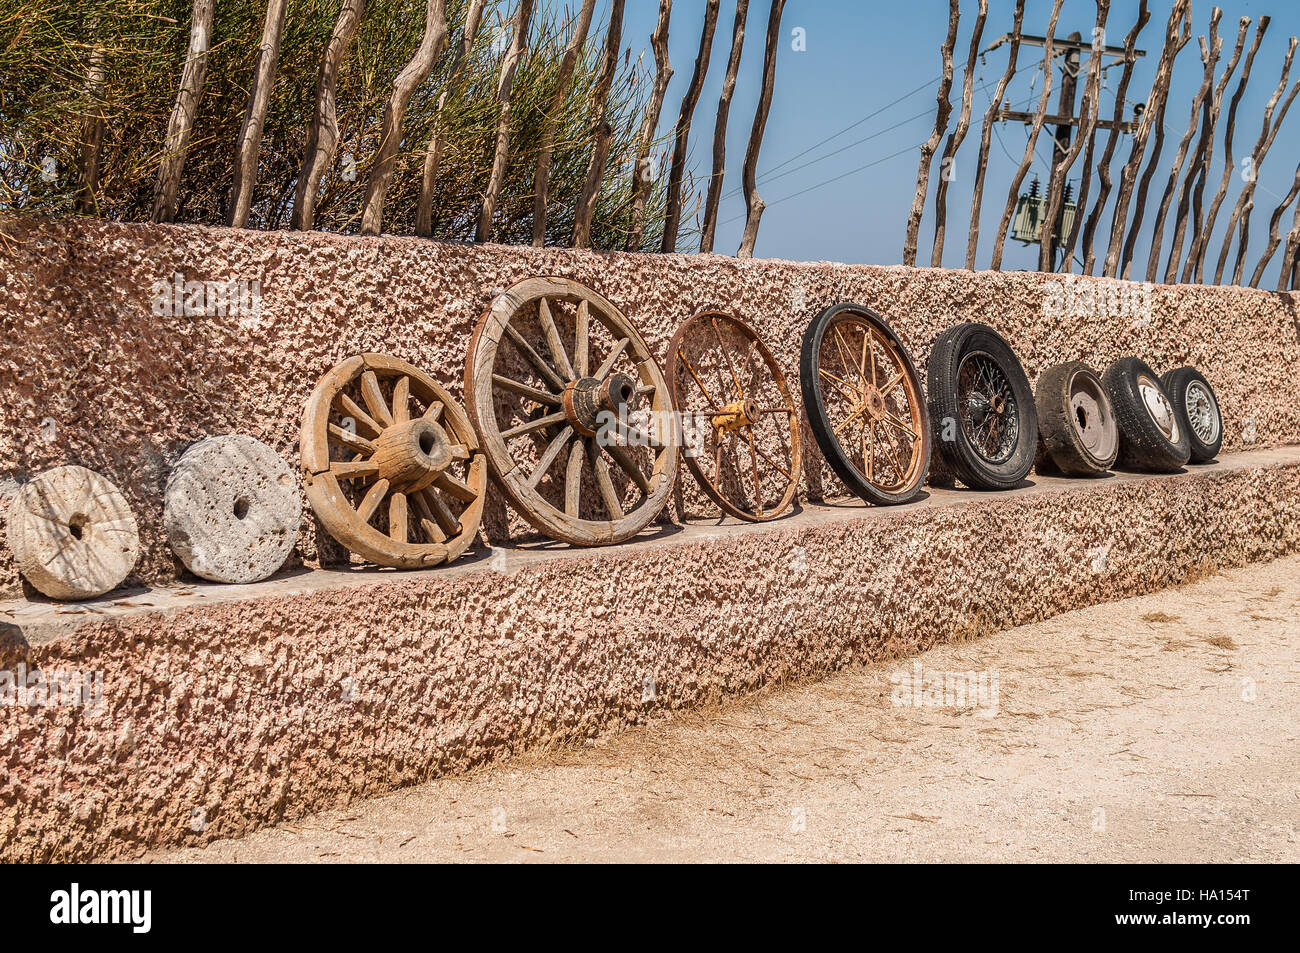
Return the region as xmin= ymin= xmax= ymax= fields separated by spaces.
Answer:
xmin=1 ymin=447 xmax=1297 ymax=861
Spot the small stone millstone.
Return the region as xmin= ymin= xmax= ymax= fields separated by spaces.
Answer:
xmin=6 ymin=465 xmax=140 ymax=601
xmin=164 ymin=435 xmax=300 ymax=584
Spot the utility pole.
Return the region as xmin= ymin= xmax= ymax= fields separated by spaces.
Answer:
xmin=992 ymin=30 xmax=1145 ymax=271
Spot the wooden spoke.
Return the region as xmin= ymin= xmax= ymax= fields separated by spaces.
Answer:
xmin=449 ymin=444 xmax=470 ymax=461
xmin=537 ymin=298 xmax=575 ymax=380
xmin=360 ymin=371 xmax=394 ymax=428
xmin=391 ymin=375 xmax=410 ymax=424
xmin=331 ymin=459 xmax=380 ymax=480
xmin=422 ymin=400 xmax=445 ymax=422
xmin=574 ymin=300 xmax=590 ymax=377
xmin=564 ymin=440 xmax=584 ymax=517
xmin=505 ymin=323 xmax=567 ymax=392
xmin=435 ymin=471 xmax=477 ymax=503
xmin=602 ymin=442 xmax=651 ymax=495
xmin=528 ymin=426 xmax=574 ymax=489
xmin=389 ymin=492 xmax=408 ymax=543
xmin=594 ymin=337 xmax=629 ymax=380
xmin=339 ymin=394 xmax=384 ymax=437
xmin=356 ymin=478 xmax=390 ymax=523
xmin=588 ymin=439 xmax=624 ymax=519
xmin=329 ymin=423 xmax=375 ymax=454
xmin=417 ymin=487 xmax=460 ymax=536
xmin=491 ymin=374 xmax=560 ymax=406
xmin=410 ymin=491 xmax=447 ymax=543
xmin=501 ymin=411 xmax=567 ymax=440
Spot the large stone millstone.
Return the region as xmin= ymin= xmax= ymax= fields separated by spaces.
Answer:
xmin=6 ymin=465 xmax=140 ymax=600
xmin=164 ymin=435 xmax=301 ymax=584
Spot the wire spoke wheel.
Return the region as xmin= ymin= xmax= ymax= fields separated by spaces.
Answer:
xmin=800 ymin=304 xmax=930 ymax=505
xmin=465 ymin=276 xmax=678 ymax=546
xmin=956 ymin=351 xmax=1019 ymax=464
xmin=667 ymin=312 xmax=801 ymax=521
xmin=300 ymin=353 xmax=487 ymax=569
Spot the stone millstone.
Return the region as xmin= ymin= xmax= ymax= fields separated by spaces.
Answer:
xmin=163 ymin=435 xmax=301 ymax=584
xmin=6 ymin=465 xmax=140 ymax=601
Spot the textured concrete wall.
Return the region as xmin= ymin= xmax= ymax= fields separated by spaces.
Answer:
xmin=2 ymin=217 xmax=1299 ymax=593
xmin=2 ymin=451 xmax=1297 ymax=861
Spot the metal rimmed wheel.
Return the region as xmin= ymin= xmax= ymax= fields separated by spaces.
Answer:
xmin=465 ymin=276 xmax=678 ymax=546
xmin=1102 ymin=357 xmax=1191 ymax=473
xmin=666 ymin=312 xmax=802 ymax=521
xmin=300 ymin=353 xmax=488 ymax=568
xmin=1161 ymin=365 xmax=1222 ymax=463
xmin=1034 ymin=361 xmax=1118 ymax=476
xmin=799 ymin=303 xmax=930 ymax=505
xmin=927 ymin=323 xmax=1037 ymax=490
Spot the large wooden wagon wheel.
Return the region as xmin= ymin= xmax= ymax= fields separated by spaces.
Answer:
xmin=301 ymin=353 xmax=487 ymax=568
xmin=666 ymin=312 xmax=802 ymax=521
xmin=465 ymin=277 xmax=678 ymax=546
xmin=799 ymin=303 xmax=931 ymax=505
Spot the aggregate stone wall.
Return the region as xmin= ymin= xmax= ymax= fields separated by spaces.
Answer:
xmin=2 ymin=216 xmax=1299 ymax=593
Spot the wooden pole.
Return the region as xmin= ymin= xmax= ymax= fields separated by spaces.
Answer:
xmin=531 ymin=0 xmax=598 ymax=246
xmin=661 ymin=0 xmax=720 ymax=253
xmin=1078 ymin=1 xmax=1149 ymax=275
xmin=1145 ymin=7 xmax=1221 ymax=283
xmin=292 ymin=0 xmax=368 ymax=230
xmin=990 ymin=0 xmax=1064 ymax=272
xmin=736 ymin=0 xmax=786 ymax=258
xmin=903 ymin=0 xmax=959 ymax=267
xmin=151 ymin=0 xmax=215 ymax=223
xmin=75 ymin=38 xmax=108 ymax=216
xmin=625 ymin=0 xmax=674 ymax=251
xmin=1106 ymin=0 xmax=1191 ymax=279
xmin=361 ymin=0 xmax=450 ymax=237
xmin=965 ymin=0 xmax=1026 ymax=271
xmin=227 ymin=0 xmax=289 ymax=228
xmin=572 ymin=0 xmax=627 ymax=248
xmin=1191 ymin=16 xmax=1268 ymax=282
xmin=931 ymin=0 xmax=986 ymax=267
xmin=476 ymin=0 xmax=537 ymax=243
xmin=699 ymin=0 xmax=749 ymax=253
xmin=416 ymin=0 xmax=487 ymax=238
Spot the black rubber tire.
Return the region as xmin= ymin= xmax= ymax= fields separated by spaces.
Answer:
xmin=800 ymin=303 xmax=931 ymax=505
xmin=1034 ymin=361 xmax=1118 ymax=476
xmin=1161 ymin=366 xmax=1223 ymax=463
xmin=1102 ymin=357 xmax=1191 ymax=472
xmin=926 ymin=323 xmax=1037 ymax=490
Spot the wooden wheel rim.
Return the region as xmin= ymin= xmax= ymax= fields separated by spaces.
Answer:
xmin=814 ymin=310 xmax=927 ymax=494
xmin=667 ymin=311 xmax=802 ymax=522
xmin=300 ymin=353 xmax=487 ymax=568
xmin=465 ymin=276 xmax=679 ymax=546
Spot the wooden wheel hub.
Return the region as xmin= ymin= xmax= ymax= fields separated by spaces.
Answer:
xmin=713 ymin=398 xmax=759 ymax=434
xmin=372 ymin=417 xmax=457 ymax=492
xmin=563 ymin=372 xmax=637 ymax=437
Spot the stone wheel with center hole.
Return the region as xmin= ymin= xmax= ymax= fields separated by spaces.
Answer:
xmin=6 ymin=465 xmax=140 ymax=600
xmin=464 ymin=276 xmax=678 ymax=546
xmin=300 ymin=353 xmax=488 ymax=569
xmin=164 ymin=434 xmax=302 ymax=584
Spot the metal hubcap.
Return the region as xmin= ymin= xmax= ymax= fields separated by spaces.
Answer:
xmin=1137 ymin=375 xmax=1179 ymax=443
xmin=1185 ymin=381 xmax=1220 ymax=445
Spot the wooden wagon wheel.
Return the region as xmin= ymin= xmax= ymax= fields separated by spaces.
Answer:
xmin=300 ymin=353 xmax=487 ymax=568
xmin=666 ymin=312 xmax=802 ymax=521
xmin=465 ymin=276 xmax=678 ymax=546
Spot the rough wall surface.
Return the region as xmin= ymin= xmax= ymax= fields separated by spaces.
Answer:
xmin=1 ymin=451 xmax=1297 ymax=862
xmin=2 ymin=216 xmax=1299 ymax=594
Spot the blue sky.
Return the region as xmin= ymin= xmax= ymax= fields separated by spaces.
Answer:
xmin=611 ymin=0 xmax=1300 ymax=284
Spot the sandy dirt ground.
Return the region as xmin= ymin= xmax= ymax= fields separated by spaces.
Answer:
xmin=152 ymin=555 xmax=1300 ymax=864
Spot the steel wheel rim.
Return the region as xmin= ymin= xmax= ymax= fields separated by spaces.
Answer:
xmin=465 ymin=277 xmax=678 ymax=546
xmin=1184 ymin=380 xmax=1220 ymax=445
xmin=1137 ymin=373 xmax=1179 ymax=443
xmin=1067 ymin=367 xmax=1117 ymax=462
xmin=814 ymin=313 xmax=926 ymax=493
xmin=300 ymin=354 xmax=488 ymax=568
xmin=956 ymin=350 xmax=1019 ymax=464
xmin=668 ymin=312 xmax=801 ymax=521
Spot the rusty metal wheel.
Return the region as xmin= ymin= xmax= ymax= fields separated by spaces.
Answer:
xmin=799 ymin=303 xmax=931 ymax=505
xmin=300 ymin=353 xmax=487 ymax=568
xmin=666 ymin=312 xmax=801 ymax=521
xmin=465 ymin=276 xmax=678 ymax=546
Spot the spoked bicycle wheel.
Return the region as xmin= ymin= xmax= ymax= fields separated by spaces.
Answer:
xmin=666 ymin=311 xmax=802 ymax=521
xmin=799 ymin=303 xmax=931 ymax=505
xmin=464 ymin=276 xmax=678 ymax=546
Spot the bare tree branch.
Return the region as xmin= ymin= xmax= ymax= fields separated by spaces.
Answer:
xmin=152 ymin=0 xmax=215 ymax=223
xmin=736 ymin=0 xmax=786 ymax=258
xmin=904 ymin=0 xmax=959 ymax=267
xmin=572 ymin=0 xmax=626 ymax=248
xmin=699 ymin=0 xmax=748 ymax=253
xmin=661 ymin=0 xmax=720 ymax=253
xmin=476 ymin=0 xmax=537 ymax=243
xmin=626 ymin=0 xmax=674 ymax=251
